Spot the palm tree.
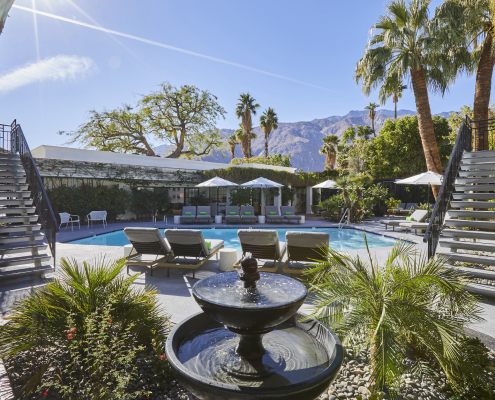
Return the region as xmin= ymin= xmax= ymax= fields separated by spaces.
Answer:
xmin=235 ymin=123 xmax=257 ymax=159
xmin=259 ymin=108 xmax=279 ymax=157
xmin=319 ymin=135 xmax=339 ymax=170
xmin=355 ymin=0 xmax=452 ymax=199
xmin=364 ymin=102 xmax=380 ymax=136
xmin=227 ymin=134 xmax=238 ymax=160
xmin=378 ymin=74 xmax=408 ymax=120
xmin=306 ymin=238 xmax=483 ymax=392
xmin=235 ymin=93 xmax=260 ymax=158
xmin=0 ymin=1 xmax=15 ymax=36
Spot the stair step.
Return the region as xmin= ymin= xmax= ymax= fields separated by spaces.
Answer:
xmin=461 ymin=162 xmax=495 ymax=170
xmin=456 ymin=177 xmax=495 ymax=184
xmin=0 ymin=215 xmax=38 ymax=223
xmin=454 ymin=266 xmax=495 ymax=281
xmin=0 ymin=198 xmax=32 ymax=206
xmin=450 ymin=201 xmax=495 ymax=209
xmin=443 ymin=229 xmax=495 ymax=241
xmin=453 ymin=193 xmax=495 ymax=200
xmin=439 ymin=252 xmax=495 ymax=266
xmin=439 ymin=239 xmax=495 ymax=253
xmin=0 ymin=184 xmax=29 ymax=191
xmin=459 ymin=170 xmax=495 ymax=177
xmin=0 ymin=153 xmax=20 ymax=160
xmin=0 ymin=233 xmax=44 ymax=244
xmin=0 ymin=191 xmax=31 ymax=198
xmin=0 ymin=224 xmax=41 ymax=234
xmin=463 ymin=150 xmax=495 ymax=159
xmin=0 ymin=254 xmax=51 ymax=268
xmin=444 ymin=218 xmax=495 ymax=230
xmin=0 ymin=207 xmax=36 ymax=215
xmin=0 ymin=163 xmax=23 ymax=170
xmin=448 ymin=210 xmax=495 ymax=219
xmin=465 ymin=283 xmax=495 ymax=299
xmin=0 ymin=170 xmax=25 ymax=177
xmin=0 ymin=264 xmax=53 ymax=281
xmin=0 ymin=244 xmax=47 ymax=256
xmin=455 ymin=184 xmax=495 ymax=191
xmin=462 ymin=157 xmax=495 ymax=165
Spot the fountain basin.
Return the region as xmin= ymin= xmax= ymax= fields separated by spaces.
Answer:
xmin=165 ymin=311 xmax=343 ymax=400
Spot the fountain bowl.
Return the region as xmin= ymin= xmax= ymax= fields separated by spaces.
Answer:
xmin=165 ymin=311 xmax=343 ymax=400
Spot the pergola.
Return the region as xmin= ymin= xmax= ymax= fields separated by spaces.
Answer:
xmin=0 ymin=0 xmax=15 ymax=35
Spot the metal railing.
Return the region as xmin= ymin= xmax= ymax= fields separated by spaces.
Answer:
xmin=471 ymin=117 xmax=495 ymax=151
xmin=423 ymin=116 xmax=472 ymax=258
xmin=1 ymin=120 xmax=58 ymax=259
xmin=338 ymin=208 xmax=348 ymax=229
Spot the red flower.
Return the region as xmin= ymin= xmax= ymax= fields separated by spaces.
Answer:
xmin=44 ymin=390 xmax=49 ymax=396
xmin=107 ymin=319 xmax=113 ymax=323
xmin=67 ymin=334 xmax=73 ymax=339
xmin=71 ymin=328 xmax=76 ymax=334
xmin=160 ymin=354 xmax=166 ymax=360
xmin=147 ymin=397 xmax=149 ymax=399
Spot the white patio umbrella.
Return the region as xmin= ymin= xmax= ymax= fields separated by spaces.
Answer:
xmin=195 ymin=176 xmax=238 ymax=187
xmin=240 ymin=177 xmax=284 ymax=188
xmin=395 ymin=170 xmax=442 ymax=217
xmin=312 ymin=179 xmax=337 ymax=189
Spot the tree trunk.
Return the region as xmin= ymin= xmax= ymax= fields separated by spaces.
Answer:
xmin=230 ymin=145 xmax=236 ymax=160
xmin=410 ymin=66 xmax=443 ymax=199
xmin=242 ymin=110 xmax=253 ymax=158
xmin=264 ymin=128 xmax=270 ymax=158
xmin=473 ymin=31 xmax=495 ymax=151
xmin=166 ymin=126 xmax=186 ymax=158
xmin=393 ymin=95 xmax=398 ymax=120
xmin=327 ymin=153 xmax=336 ymax=170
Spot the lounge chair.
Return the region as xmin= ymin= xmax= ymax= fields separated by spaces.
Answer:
xmin=240 ymin=205 xmax=257 ymax=223
xmin=234 ymin=229 xmax=286 ymax=273
xmin=280 ymin=206 xmax=302 ymax=224
xmin=380 ymin=209 xmax=428 ymax=231
xmin=225 ymin=206 xmax=241 ymax=223
xmin=265 ymin=206 xmax=284 ymax=223
xmin=282 ymin=231 xmax=329 ymax=275
xmin=388 ymin=203 xmax=406 ymax=214
xmin=159 ymin=229 xmax=224 ymax=278
xmin=180 ymin=206 xmax=196 ymax=224
xmin=399 ymin=221 xmax=430 ymax=235
xmin=398 ymin=203 xmax=418 ymax=214
xmin=195 ymin=206 xmax=213 ymax=223
xmin=59 ymin=212 xmax=80 ymax=230
xmin=87 ymin=211 xmax=107 ymax=228
xmin=124 ymin=228 xmax=173 ymax=275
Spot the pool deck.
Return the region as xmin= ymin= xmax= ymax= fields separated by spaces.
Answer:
xmin=1 ymin=216 xmax=495 ymax=350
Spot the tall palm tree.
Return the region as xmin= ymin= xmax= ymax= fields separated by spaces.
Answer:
xmin=378 ymin=74 xmax=408 ymax=120
xmin=259 ymin=108 xmax=279 ymax=157
xmin=227 ymin=134 xmax=238 ymax=160
xmin=235 ymin=124 xmax=257 ymax=159
xmin=364 ymin=102 xmax=380 ymax=136
xmin=356 ymin=0 xmax=453 ymax=199
xmin=319 ymin=135 xmax=339 ymax=170
xmin=0 ymin=1 xmax=15 ymax=36
xmin=235 ymin=93 xmax=260 ymax=158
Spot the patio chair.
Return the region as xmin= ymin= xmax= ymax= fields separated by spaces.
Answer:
xmin=280 ymin=206 xmax=302 ymax=224
xmin=282 ymin=231 xmax=329 ymax=275
xmin=158 ymin=229 xmax=224 ymax=278
xmin=380 ymin=209 xmax=428 ymax=231
xmin=240 ymin=205 xmax=257 ymax=223
xmin=180 ymin=206 xmax=196 ymax=224
xmin=195 ymin=206 xmax=213 ymax=223
xmin=124 ymin=227 xmax=173 ymax=275
xmin=399 ymin=221 xmax=430 ymax=235
xmin=234 ymin=229 xmax=286 ymax=273
xmin=225 ymin=206 xmax=241 ymax=223
xmin=387 ymin=203 xmax=406 ymax=214
xmin=398 ymin=203 xmax=418 ymax=214
xmin=87 ymin=211 xmax=107 ymax=228
xmin=59 ymin=212 xmax=80 ymax=231
xmin=265 ymin=206 xmax=284 ymax=223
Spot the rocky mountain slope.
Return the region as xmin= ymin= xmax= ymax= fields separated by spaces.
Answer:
xmin=155 ymin=109 xmax=453 ymax=172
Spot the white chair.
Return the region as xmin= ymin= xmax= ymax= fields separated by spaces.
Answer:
xmin=87 ymin=211 xmax=107 ymax=228
xmin=59 ymin=212 xmax=80 ymax=231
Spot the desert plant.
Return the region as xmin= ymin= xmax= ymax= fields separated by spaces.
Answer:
xmin=319 ymin=194 xmax=345 ymax=222
xmin=305 ymin=238 xmax=484 ymax=395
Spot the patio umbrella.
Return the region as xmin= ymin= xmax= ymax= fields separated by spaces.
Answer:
xmin=240 ymin=177 xmax=284 ymax=188
xmin=395 ymin=170 xmax=442 ymax=218
xmin=196 ymin=177 xmax=238 ymax=215
xmin=312 ymin=179 xmax=337 ymax=189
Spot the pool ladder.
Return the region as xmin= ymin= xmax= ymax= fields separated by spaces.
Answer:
xmin=338 ymin=208 xmax=348 ymax=229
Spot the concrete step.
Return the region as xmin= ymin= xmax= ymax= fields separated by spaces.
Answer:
xmin=439 ymin=252 xmax=495 ymax=266
xmin=454 ymin=265 xmax=495 ymax=281
xmin=0 ymin=170 xmax=25 ymax=177
xmin=448 ymin=210 xmax=495 ymax=219
xmin=456 ymin=177 xmax=495 ymax=184
xmin=443 ymin=229 xmax=495 ymax=241
xmin=0 ymin=198 xmax=33 ymax=206
xmin=463 ymin=150 xmax=495 ymax=159
xmin=0 ymin=224 xmax=41 ymax=234
xmin=0 ymin=254 xmax=51 ymax=268
xmin=455 ymin=184 xmax=495 ymax=191
xmin=0 ymin=244 xmax=47 ymax=256
xmin=0 ymin=184 xmax=28 ymax=191
xmin=453 ymin=193 xmax=495 ymax=200
xmin=462 ymin=157 xmax=495 ymax=165
xmin=0 ymin=264 xmax=53 ymax=284
xmin=0 ymin=163 xmax=23 ymax=170
xmin=444 ymin=218 xmax=495 ymax=230
xmin=0 ymin=233 xmax=44 ymax=244
xmin=0 ymin=153 xmax=20 ymax=160
xmin=459 ymin=170 xmax=495 ymax=177
xmin=0 ymin=215 xmax=38 ymax=224
xmin=439 ymin=239 xmax=495 ymax=253
xmin=461 ymin=162 xmax=495 ymax=170
xmin=464 ymin=283 xmax=495 ymax=299
xmin=450 ymin=201 xmax=495 ymax=209
xmin=0 ymin=207 xmax=36 ymax=215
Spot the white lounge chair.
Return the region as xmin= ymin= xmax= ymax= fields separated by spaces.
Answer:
xmin=87 ymin=211 xmax=107 ymax=228
xmin=380 ymin=209 xmax=428 ymax=231
xmin=59 ymin=212 xmax=80 ymax=231
xmin=283 ymin=231 xmax=329 ymax=275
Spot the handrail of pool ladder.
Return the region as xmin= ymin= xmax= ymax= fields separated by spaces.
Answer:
xmin=338 ymin=208 xmax=348 ymax=229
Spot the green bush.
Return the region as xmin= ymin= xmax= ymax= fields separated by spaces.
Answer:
xmin=230 ymin=154 xmax=292 ymax=167
xmin=228 ymin=187 xmax=255 ymax=206
xmin=319 ymin=194 xmax=344 ymax=222
xmin=189 ymin=190 xmax=210 ymax=206
xmin=129 ymin=188 xmax=170 ymax=219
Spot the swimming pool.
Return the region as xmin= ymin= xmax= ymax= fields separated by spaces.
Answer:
xmin=69 ymin=228 xmax=397 ymax=252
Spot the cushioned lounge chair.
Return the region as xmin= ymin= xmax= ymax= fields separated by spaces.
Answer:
xmin=388 ymin=203 xmax=406 ymax=214
xmin=158 ymin=229 xmax=224 ymax=278
xmin=180 ymin=206 xmax=196 ymax=224
xmin=380 ymin=209 xmax=428 ymax=231
xmin=280 ymin=206 xmax=302 ymax=224
xmin=265 ymin=206 xmax=284 ymax=223
xmin=399 ymin=221 xmax=430 ymax=235
xmin=124 ymin=227 xmax=173 ymax=275
xmin=234 ymin=229 xmax=286 ymax=273
xmin=195 ymin=206 xmax=213 ymax=223
xmin=282 ymin=231 xmax=329 ymax=275
xmin=225 ymin=206 xmax=241 ymax=223
xmin=398 ymin=203 xmax=418 ymax=214
xmin=240 ymin=205 xmax=257 ymax=223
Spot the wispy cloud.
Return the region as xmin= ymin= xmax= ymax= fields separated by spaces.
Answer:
xmin=0 ymin=55 xmax=96 ymax=94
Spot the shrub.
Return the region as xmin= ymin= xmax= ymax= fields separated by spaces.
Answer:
xmin=189 ymin=190 xmax=210 ymax=206
xmin=228 ymin=187 xmax=255 ymax=206
xmin=129 ymin=188 xmax=170 ymax=219
xmin=319 ymin=194 xmax=344 ymax=222
xmin=230 ymin=154 xmax=292 ymax=167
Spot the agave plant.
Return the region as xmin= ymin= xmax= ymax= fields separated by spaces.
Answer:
xmin=305 ymin=237 xmax=485 ymax=394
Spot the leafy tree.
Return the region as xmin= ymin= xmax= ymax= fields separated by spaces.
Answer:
xmin=129 ymin=188 xmax=170 ymax=220
xmin=227 ymin=134 xmax=238 ymax=160
xmin=355 ymin=0 xmax=456 ymax=199
xmin=319 ymin=135 xmax=339 ymax=170
xmin=235 ymin=123 xmax=257 ymax=158
xmin=366 ymin=116 xmax=453 ymax=179
xmin=0 ymin=0 xmax=14 ymax=35
xmin=378 ymin=73 xmax=408 ymax=120
xmin=335 ymin=173 xmax=374 ymax=223
xmin=231 ymin=154 xmax=291 ymax=167
xmin=235 ymin=93 xmax=260 ymax=158
xmin=259 ymin=108 xmax=279 ymax=157
xmin=337 ymin=126 xmax=374 ymax=175
xmin=228 ymin=187 xmax=254 ymax=206
xmin=447 ymin=102 xmax=495 ymax=148
xmin=364 ymin=102 xmax=379 ymax=136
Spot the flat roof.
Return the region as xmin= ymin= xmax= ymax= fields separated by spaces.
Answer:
xmin=31 ymin=145 xmax=296 ymax=173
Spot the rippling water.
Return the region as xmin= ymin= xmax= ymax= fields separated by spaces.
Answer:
xmin=193 ymin=272 xmax=306 ymax=308
xmin=178 ymin=321 xmax=330 ymax=387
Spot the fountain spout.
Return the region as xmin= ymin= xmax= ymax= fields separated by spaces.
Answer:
xmin=238 ymin=252 xmax=260 ymax=289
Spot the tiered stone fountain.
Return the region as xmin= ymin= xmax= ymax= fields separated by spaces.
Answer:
xmin=165 ymin=254 xmax=343 ymax=400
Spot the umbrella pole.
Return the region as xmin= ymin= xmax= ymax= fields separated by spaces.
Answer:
xmin=427 ymin=183 xmax=430 ymax=220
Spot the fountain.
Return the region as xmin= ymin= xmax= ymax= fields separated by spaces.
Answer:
xmin=165 ymin=253 xmax=343 ymax=400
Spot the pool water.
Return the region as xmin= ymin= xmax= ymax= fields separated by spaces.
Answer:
xmin=69 ymin=228 xmax=397 ymax=252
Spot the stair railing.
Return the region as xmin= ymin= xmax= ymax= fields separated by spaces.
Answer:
xmin=423 ymin=116 xmax=472 ymax=258
xmin=9 ymin=120 xmax=59 ymax=260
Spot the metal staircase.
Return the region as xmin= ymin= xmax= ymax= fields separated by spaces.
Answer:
xmin=0 ymin=121 xmax=58 ymax=285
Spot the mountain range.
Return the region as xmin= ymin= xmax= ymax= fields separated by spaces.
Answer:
xmin=155 ymin=109 xmax=453 ymax=172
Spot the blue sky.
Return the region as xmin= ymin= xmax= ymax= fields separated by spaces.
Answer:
xmin=0 ymin=0 xmax=481 ymax=149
